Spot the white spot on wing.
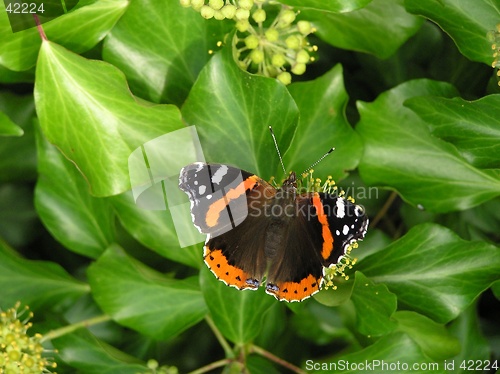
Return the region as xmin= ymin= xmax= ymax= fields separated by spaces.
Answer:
xmin=336 ymin=198 xmax=346 ymax=218
xmin=194 ymin=162 xmax=204 ymax=172
xmin=199 ymin=185 xmax=206 ymax=195
xmin=211 ymin=165 xmax=228 ymax=185
xmin=206 ymin=194 xmax=212 ymax=200
xmin=342 ymin=224 xmax=349 ymax=235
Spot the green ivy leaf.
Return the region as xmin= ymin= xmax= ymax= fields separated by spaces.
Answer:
xmin=0 ymin=238 xmax=89 ymax=310
xmin=290 ymin=302 xmax=352 ymax=345
xmin=449 ymin=304 xmax=491 ymax=374
xmin=247 ymin=355 xmax=281 ymax=374
xmin=351 ymin=229 xmax=392 ymax=263
xmin=357 ymin=79 xmax=500 ymax=213
xmin=324 ymin=332 xmax=443 ymax=374
xmin=279 ymin=0 xmax=372 ymax=13
xmin=492 ymin=280 xmax=500 ymax=299
xmin=406 ymin=94 xmax=500 ymax=169
xmin=199 ymin=265 xmax=275 ymax=344
xmin=110 ymin=192 xmax=201 ymax=268
xmin=351 ymin=272 xmax=397 ymax=337
xmin=307 ymin=0 xmax=423 ymax=59
xmin=103 ymin=0 xmax=232 ymax=106
xmin=53 ymin=329 xmax=148 ymax=374
xmin=0 ymin=0 xmax=128 ymax=71
xmin=0 ymin=185 xmax=38 ymax=247
xmin=313 ymin=279 xmax=354 ymax=307
xmin=357 ymin=223 xmax=500 ymax=323
xmin=35 ymin=40 xmax=185 ymax=196
xmin=0 ymin=93 xmax=36 ymax=182
xmin=0 ymin=64 xmax=35 ymax=83
xmin=181 ymin=43 xmax=299 ymax=181
xmin=285 ymin=64 xmax=363 ymax=181
xmin=87 ymin=245 xmax=207 ymax=340
xmin=394 ymin=311 xmax=460 ymax=361
xmin=34 ymin=125 xmax=115 ymax=259
xmin=404 ymin=0 xmax=499 ymax=65
xmin=0 ymin=111 xmax=23 ymax=136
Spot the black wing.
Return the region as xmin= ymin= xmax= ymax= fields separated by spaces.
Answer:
xmin=265 ymin=192 xmax=369 ymax=302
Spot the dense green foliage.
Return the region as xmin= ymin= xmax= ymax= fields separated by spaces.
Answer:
xmin=0 ymin=0 xmax=499 ymax=373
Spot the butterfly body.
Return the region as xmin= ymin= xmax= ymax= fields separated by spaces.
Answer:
xmin=179 ymin=162 xmax=368 ymax=302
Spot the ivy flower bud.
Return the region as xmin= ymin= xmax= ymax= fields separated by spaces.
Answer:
xmin=190 ymin=0 xmax=204 ymax=10
xmin=291 ymin=62 xmax=306 ymax=75
xmin=214 ymin=10 xmax=225 ymax=20
xmin=277 ymin=72 xmax=292 ymax=85
xmin=244 ymin=34 xmax=259 ymax=49
xmin=296 ymin=49 xmax=310 ymax=64
xmin=297 ymin=20 xmax=312 ymax=35
xmin=271 ymin=53 xmax=286 ymax=67
xmin=221 ymin=4 xmax=236 ymax=19
xmin=235 ymin=7 xmax=250 ymax=20
xmin=209 ymin=0 xmax=223 ymax=10
xmin=239 ymin=0 xmax=254 ymax=10
xmin=285 ymin=35 xmax=301 ymax=49
xmin=236 ymin=20 xmax=250 ymax=32
xmin=266 ymin=65 xmax=279 ymax=77
xmin=250 ymin=49 xmax=264 ymax=64
xmin=279 ymin=9 xmax=296 ymax=26
xmin=179 ymin=0 xmax=191 ymax=8
xmin=265 ymin=28 xmax=279 ymax=42
xmin=200 ymin=5 xmax=215 ymax=18
xmin=252 ymin=8 xmax=266 ymax=23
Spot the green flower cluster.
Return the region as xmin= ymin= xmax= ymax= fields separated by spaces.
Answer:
xmin=180 ymin=0 xmax=259 ymax=21
xmin=180 ymin=0 xmax=317 ymax=84
xmin=141 ymin=359 xmax=179 ymax=374
xmin=0 ymin=303 xmax=56 ymax=374
xmin=488 ymin=23 xmax=500 ymax=84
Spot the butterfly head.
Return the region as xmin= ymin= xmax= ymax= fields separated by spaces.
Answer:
xmin=281 ymin=171 xmax=297 ymax=189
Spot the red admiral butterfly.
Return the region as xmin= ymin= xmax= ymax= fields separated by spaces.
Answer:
xmin=179 ymin=134 xmax=368 ymax=302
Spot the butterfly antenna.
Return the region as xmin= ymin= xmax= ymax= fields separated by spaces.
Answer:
xmin=269 ymin=126 xmax=287 ymax=175
xmin=299 ymin=147 xmax=335 ymax=177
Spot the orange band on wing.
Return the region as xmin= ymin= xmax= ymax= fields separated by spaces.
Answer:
xmin=204 ymin=248 xmax=259 ymax=290
xmin=205 ymin=175 xmax=259 ymax=228
xmin=312 ymin=193 xmax=334 ymax=260
xmin=266 ymin=274 xmax=321 ymax=302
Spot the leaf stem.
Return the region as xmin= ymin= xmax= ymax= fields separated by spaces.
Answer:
xmin=33 ymin=14 xmax=47 ymax=41
xmin=205 ymin=315 xmax=234 ymax=358
xmin=370 ymin=190 xmax=398 ymax=229
xmin=251 ymin=345 xmax=306 ymax=374
xmin=186 ymin=358 xmax=232 ymax=374
xmin=40 ymin=314 xmax=111 ymax=343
